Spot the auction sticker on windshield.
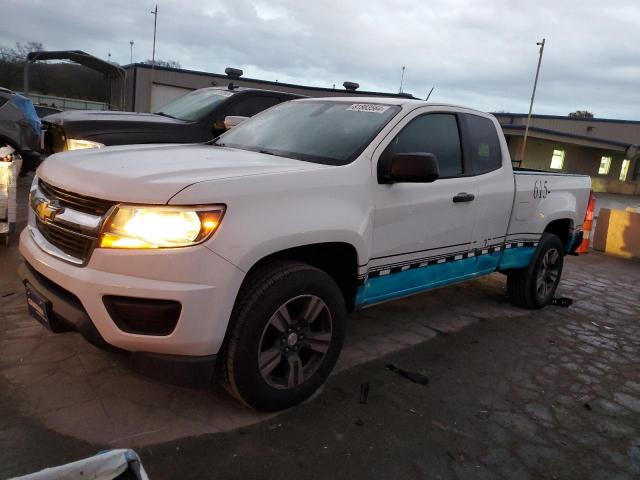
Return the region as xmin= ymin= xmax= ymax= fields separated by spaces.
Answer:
xmin=347 ymin=104 xmax=391 ymax=113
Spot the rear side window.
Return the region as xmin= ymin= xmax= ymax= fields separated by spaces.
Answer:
xmin=228 ymin=96 xmax=282 ymax=117
xmin=464 ymin=114 xmax=502 ymax=174
xmin=380 ymin=113 xmax=463 ymax=178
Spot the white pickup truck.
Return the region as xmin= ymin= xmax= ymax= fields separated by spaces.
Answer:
xmin=19 ymin=98 xmax=592 ymax=410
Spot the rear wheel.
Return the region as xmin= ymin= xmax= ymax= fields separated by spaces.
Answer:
xmin=507 ymin=233 xmax=564 ymax=309
xmin=221 ymin=261 xmax=346 ymax=411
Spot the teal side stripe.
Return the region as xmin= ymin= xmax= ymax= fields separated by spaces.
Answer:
xmin=497 ymin=247 xmax=536 ymax=270
xmin=355 ymin=246 xmax=538 ymax=307
xmin=357 ymin=256 xmax=478 ymax=306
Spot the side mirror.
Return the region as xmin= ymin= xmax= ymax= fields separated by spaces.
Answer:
xmin=223 ymin=115 xmax=249 ymax=130
xmin=379 ymin=153 xmax=440 ymax=184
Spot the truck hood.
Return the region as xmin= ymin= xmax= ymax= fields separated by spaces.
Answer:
xmin=37 ymin=143 xmax=326 ymax=204
xmin=42 ymin=110 xmax=187 ymax=137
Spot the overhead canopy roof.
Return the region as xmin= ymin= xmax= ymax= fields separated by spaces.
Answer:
xmin=26 ymin=50 xmax=125 ymax=79
xmin=501 ymin=124 xmax=632 ymax=153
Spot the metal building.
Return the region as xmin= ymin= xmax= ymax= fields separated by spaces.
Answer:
xmin=496 ymin=113 xmax=640 ymax=195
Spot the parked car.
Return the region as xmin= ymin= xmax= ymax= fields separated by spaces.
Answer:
xmin=41 ymin=86 xmax=302 ymax=153
xmin=0 ymin=87 xmax=42 ymax=173
xmin=19 ymin=97 xmax=592 ymax=410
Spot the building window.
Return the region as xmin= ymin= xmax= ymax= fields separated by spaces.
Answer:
xmin=550 ymin=149 xmax=565 ymax=170
xmin=598 ymin=156 xmax=612 ymax=175
xmin=620 ymin=159 xmax=631 ymax=181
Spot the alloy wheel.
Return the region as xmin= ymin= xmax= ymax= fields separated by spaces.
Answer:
xmin=257 ymin=295 xmax=333 ymax=390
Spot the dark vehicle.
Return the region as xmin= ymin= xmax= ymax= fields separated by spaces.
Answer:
xmin=42 ymin=86 xmax=302 ymax=153
xmin=0 ymin=87 xmax=42 ymax=172
xmin=33 ymin=105 xmax=62 ymax=118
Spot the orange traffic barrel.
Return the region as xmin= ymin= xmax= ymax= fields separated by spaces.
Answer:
xmin=576 ymin=191 xmax=596 ymax=254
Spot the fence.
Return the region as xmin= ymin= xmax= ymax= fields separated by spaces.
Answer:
xmin=21 ymin=93 xmax=108 ymax=111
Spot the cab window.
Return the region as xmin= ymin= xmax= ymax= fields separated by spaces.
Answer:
xmin=379 ymin=113 xmax=463 ymax=178
xmin=228 ymin=96 xmax=282 ymax=117
xmin=463 ymin=114 xmax=502 ymax=174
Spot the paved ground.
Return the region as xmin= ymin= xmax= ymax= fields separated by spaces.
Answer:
xmin=1 ymin=175 xmax=640 ymax=479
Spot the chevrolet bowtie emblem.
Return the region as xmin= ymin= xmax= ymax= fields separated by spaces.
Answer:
xmin=34 ymin=198 xmax=64 ymax=222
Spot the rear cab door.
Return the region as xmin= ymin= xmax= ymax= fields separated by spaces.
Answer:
xmin=364 ymin=106 xmax=479 ymax=306
xmin=460 ymin=112 xmax=517 ymax=274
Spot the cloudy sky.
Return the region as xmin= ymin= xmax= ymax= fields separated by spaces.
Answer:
xmin=2 ymin=0 xmax=639 ymax=119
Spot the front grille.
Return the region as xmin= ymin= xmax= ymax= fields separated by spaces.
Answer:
xmin=39 ymin=180 xmax=115 ymax=216
xmin=32 ymin=180 xmax=112 ymax=264
xmin=36 ymin=218 xmax=96 ymax=260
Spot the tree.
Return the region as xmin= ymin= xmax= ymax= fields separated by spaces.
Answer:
xmin=0 ymin=41 xmax=43 ymax=62
xmin=0 ymin=41 xmax=106 ymax=102
xmin=143 ymin=59 xmax=181 ymax=69
xmin=568 ymin=110 xmax=594 ymax=119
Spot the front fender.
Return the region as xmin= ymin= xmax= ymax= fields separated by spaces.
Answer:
xmin=170 ymin=158 xmax=374 ymax=272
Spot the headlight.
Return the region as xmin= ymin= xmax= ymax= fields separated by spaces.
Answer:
xmin=66 ymin=138 xmax=104 ymax=151
xmin=99 ymin=205 xmax=225 ymax=249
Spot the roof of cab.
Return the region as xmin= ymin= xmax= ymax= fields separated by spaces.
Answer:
xmin=294 ymin=96 xmax=489 ymax=114
xmin=204 ymin=86 xmax=305 ymax=98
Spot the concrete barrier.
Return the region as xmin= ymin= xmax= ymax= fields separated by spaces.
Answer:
xmin=591 ymin=177 xmax=640 ymax=196
xmin=592 ymin=207 xmax=640 ymax=259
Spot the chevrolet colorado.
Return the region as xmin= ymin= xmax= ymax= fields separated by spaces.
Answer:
xmin=19 ymin=98 xmax=592 ymax=410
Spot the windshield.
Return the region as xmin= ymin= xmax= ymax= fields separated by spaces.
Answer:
xmin=154 ymin=89 xmax=233 ymax=121
xmin=216 ymin=100 xmax=401 ymax=165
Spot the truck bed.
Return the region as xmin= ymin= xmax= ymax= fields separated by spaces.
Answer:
xmin=507 ymin=168 xmax=592 ymax=245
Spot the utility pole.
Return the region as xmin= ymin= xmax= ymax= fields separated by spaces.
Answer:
xmin=129 ymin=41 xmax=134 ymax=63
xmin=399 ymin=66 xmax=406 ymax=93
xmin=150 ymin=4 xmax=158 ymax=109
xmin=519 ymin=38 xmax=546 ymax=163
xmin=108 ymin=52 xmax=111 ymax=63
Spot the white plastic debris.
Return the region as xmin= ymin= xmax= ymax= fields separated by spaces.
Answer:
xmin=0 ymin=144 xmax=22 ymax=245
xmin=9 ymin=449 xmax=149 ymax=480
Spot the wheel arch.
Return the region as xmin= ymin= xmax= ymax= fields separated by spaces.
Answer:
xmin=544 ymin=218 xmax=574 ymax=252
xmin=242 ymin=242 xmax=361 ymax=312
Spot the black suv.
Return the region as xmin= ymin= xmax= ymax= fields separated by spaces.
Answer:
xmin=42 ymin=86 xmax=302 ymax=153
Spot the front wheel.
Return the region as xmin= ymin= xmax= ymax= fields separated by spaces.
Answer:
xmin=507 ymin=233 xmax=564 ymax=309
xmin=221 ymin=261 xmax=346 ymax=411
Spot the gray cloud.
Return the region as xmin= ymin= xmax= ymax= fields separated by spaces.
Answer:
xmin=2 ymin=0 xmax=639 ymax=119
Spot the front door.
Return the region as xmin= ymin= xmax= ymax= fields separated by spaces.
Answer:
xmin=364 ymin=109 xmax=478 ymax=306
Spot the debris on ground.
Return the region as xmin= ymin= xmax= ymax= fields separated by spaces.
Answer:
xmin=385 ymin=364 xmax=429 ymax=385
xmin=359 ymin=382 xmax=370 ymax=404
xmin=551 ymin=297 xmax=573 ymax=307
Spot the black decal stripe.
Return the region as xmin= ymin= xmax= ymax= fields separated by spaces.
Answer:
xmin=369 ymin=248 xmax=474 ymax=272
xmin=364 ymin=240 xmax=539 ymax=278
xmin=370 ymin=241 xmax=475 ymax=261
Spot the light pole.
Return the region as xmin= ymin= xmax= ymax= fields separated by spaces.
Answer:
xmin=519 ymin=38 xmax=546 ymax=164
xmin=129 ymin=41 xmax=134 ymax=64
xmin=149 ymin=4 xmax=158 ymax=109
xmin=399 ymin=66 xmax=406 ymax=93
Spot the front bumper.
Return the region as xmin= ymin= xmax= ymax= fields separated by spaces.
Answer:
xmin=19 ymin=227 xmax=245 ymax=359
xmin=18 ymin=261 xmax=218 ymax=386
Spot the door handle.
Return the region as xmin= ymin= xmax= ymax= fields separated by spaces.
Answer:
xmin=452 ymin=192 xmax=475 ymax=203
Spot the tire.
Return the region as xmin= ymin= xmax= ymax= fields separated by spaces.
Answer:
xmin=507 ymin=232 xmax=564 ymax=309
xmin=221 ymin=261 xmax=347 ymax=411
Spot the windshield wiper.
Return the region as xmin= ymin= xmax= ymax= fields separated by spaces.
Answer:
xmin=259 ymin=149 xmax=277 ymax=156
xmin=155 ymin=112 xmax=176 ymax=119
